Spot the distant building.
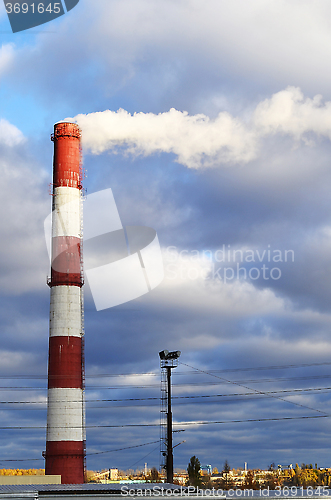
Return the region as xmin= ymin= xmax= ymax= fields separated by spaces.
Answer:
xmin=109 ymin=469 xmax=119 ymax=481
xmin=201 ymin=465 xmax=212 ymax=475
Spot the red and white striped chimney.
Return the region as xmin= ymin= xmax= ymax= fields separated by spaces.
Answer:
xmin=45 ymin=122 xmax=85 ymax=484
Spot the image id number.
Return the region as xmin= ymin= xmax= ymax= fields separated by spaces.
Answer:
xmin=5 ymin=3 xmax=62 ymax=14
xmin=275 ymin=486 xmax=330 ymax=496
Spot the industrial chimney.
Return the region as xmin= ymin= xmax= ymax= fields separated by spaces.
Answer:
xmin=45 ymin=122 xmax=85 ymax=484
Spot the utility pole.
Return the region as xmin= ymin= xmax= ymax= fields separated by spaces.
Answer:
xmin=159 ymin=350 xmax=181 ymax=484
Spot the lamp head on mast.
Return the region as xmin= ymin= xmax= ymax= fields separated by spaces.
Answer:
xmin=159 ymin=350 xmax=181 ymax=368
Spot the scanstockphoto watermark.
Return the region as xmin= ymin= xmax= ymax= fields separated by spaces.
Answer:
xmin=121 ymin=486 xmax=262 ymax=496
xmin=121 ymin=485 xmax=226 ymax=496
xmin=165 ymin=245 xmax=295 ymax=283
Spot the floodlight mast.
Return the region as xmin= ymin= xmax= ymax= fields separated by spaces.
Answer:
xmin=159 ymin=350 xmax=181 ymax=484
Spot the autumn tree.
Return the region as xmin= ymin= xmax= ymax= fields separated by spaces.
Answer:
xmin=243 ymin=470 xmax=259 ymax=490
xmin=263 ymin=473 xmax=280 ymax=489
xmin=147 ymin=467 xmax=161 ymax=483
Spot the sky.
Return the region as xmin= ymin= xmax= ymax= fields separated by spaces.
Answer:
xmin=2 ymin=0 xmax=331 ymax=475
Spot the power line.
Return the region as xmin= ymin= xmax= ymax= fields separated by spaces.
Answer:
xmin=86 ymin=415 xmax=331 ymax=427
xmin=2 ymin=374 xmax=331 ymax=391
xmin=0 ymin=440 xmax=161 ymax=463
xmin=87 ymin=440 xmax=160 ymax=456
xmin=1 ymin=385 xmax=331 ymax=406
xmin=0 ymin=414 xmax=327 ymax=430
xmin=203 ymin=362 xmax=331 ymax=373
xmin=180 ymin=362 xmax=328 ymax=416
xmin=0 ymin=360 xmax=330 ymax=379
xmin=128 ymin=445 xmax=160 ymax=469
xmin=0 ymin=458 xmax=43 ymax=462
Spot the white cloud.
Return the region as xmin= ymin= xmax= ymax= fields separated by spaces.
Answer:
xmin=152 ymin=248 xmax=286 ymax=319
xmin=0 ymin=44 xmax=14 ymax=77
xmin=0 ymin=350 xmax=36 ymax=372
xmin=0 ymin=121 xmax=49 ymax=294
xmin=0 ymin=118 xmax=25 ymax=147
xmin=74 ymin=0 xmax=331 ymax=95
xmin=6 ymin=0 xmax=331 ymax=114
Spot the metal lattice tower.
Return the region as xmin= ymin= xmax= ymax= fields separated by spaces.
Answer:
xmin=160 ymin=366 xmax=167 ymax=472
xmin=159 ymin=350 xmax=181 ymax=484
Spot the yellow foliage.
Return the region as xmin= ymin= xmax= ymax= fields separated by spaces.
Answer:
xmin=0 ymin=469 xmax=45 ymax=476
xmin=298 ymin=469 xmax=319 ymax=486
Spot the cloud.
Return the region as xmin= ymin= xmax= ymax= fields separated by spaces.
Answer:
xmin=160 ymin=247 xmax=285 ymax=317
xmin=0 ymin=120 xmax=49 ymax=294
xmin=0 ymin=44 xmax=14 ymax=77
xmin=5 ymin=0 xmax=331 ymax=117
xmin=0 ymin=350 xmax=36 ymax=372
xmin=71 ymin=87 xmax=331 ymax=169
xmin=73 ymin=0 xmax=331 ymax=96
xmin=0 ymin=118 xmax=25 ymax=147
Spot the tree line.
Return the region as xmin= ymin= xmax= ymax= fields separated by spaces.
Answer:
xmin=186 ymin=457 xmax=331 ymax=489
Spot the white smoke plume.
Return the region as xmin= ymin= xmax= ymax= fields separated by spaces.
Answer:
xmin=71 ymin=87 xmax=331 ymax=169
xmin=254 ymin=87 xmax=331 ymax=141
xmin=72 ymin=108 xmax=257 ymax=168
